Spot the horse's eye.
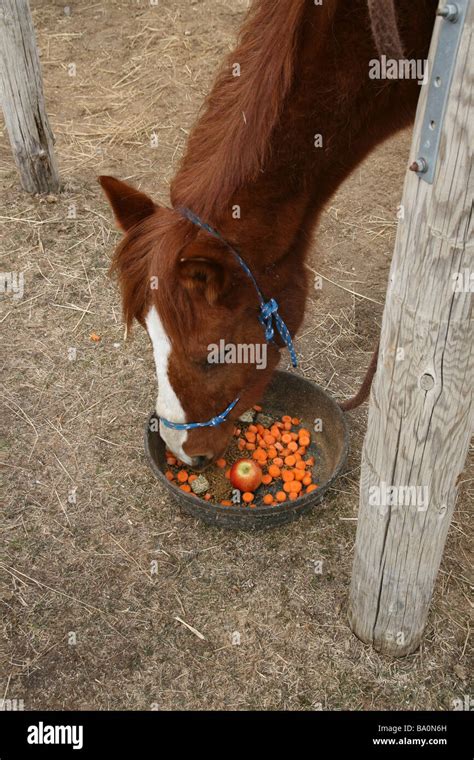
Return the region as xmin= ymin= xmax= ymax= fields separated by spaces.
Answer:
xmin=191 ymin=357 xmax=217 ymax=371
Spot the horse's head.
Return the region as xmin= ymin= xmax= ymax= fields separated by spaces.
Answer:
xmin=100 ymin=176 xmax=286 ymax=469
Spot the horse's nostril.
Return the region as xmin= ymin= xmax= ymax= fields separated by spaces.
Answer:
xmin=192 ymin=455 xmax=212 ymax=470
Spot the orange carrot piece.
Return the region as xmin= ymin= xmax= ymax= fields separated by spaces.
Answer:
xmin=263 ymin=493 xmax=273 ymax=505
xmin=177 ymin=470 xmax=188 ymax=483
xmin=281 ymin=469 xmax=294 ymax=482
xmin=242 ymin=492 xmax=254 ymax=503
xmin=180 ymin=484 xmax=191 ymax=492
xmin=275 ymin=491 xmax=286 ymax=502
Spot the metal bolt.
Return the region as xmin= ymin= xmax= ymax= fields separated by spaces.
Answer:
xmin=409 ymin=157 xmax=428 ymax=173
xmin=436 ymin=4 xmax=459 ymax=22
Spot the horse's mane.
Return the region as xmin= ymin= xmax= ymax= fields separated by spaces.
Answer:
xmin=170 ymin=0 xmax=307 ymax=221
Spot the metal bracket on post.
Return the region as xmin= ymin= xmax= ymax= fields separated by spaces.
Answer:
xmin=411 ymin=0 xmax=468 ymax=183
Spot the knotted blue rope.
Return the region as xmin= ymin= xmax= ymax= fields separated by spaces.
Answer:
xmin=158 ymin=207 xmax=298 ymax=431
xmin=160 ymin=396 xmax=240 ymax=431
xmin=178 ymin=207 xmax=298 ymax=368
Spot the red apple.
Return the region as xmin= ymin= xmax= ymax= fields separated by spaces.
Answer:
xmin=229 ymin=458 xmax=262 ymax=492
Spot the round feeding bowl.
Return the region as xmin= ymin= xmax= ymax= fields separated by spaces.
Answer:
xmin=145 ymin=369 xmax=349 ymax=530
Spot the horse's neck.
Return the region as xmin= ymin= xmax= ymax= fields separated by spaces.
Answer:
xmin=174 ymin=0 xmax=436 ymax=277
xmin=222 ymin=2 xmax=435 ymax=271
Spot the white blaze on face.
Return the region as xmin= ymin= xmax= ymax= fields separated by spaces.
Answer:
xmin=145 ymin=306 xmax=193 ymax=465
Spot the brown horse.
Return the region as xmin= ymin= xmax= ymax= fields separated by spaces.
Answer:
xmin=100 ymin=0 xmax=437 ymax=469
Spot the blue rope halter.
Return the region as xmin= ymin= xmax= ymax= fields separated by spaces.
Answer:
xmin=159 ymin=208 xmax=298 ymax=432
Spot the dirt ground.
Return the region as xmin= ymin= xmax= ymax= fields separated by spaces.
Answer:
xmin=1 ymin=0 xmax=471 ymax=711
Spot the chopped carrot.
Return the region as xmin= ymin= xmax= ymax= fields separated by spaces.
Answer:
xmin=264 ymin=434 xmax=275 ymax=446
xmin=306 ymin=456 xmax=315 ymax=466
xmin=281 ymin=469 xmax=294 ymax=482
xmin=204 ymin=493 xmax=211 ymax=501
xmin=216 ymin=458 xmax=227 ymax=468
xmin=274 ymin=441 xmax=284 ymax=452
xmin=220 ymin=500 xmax=232 ymax=506
xmin=282 ymin=415 xmax=291 ymax=423
xmin=275 ymin=491 xmax=286 ymax=502
xmin=262 ymin=473 xmax=272 ymax=485
xmin=288 ymin=441 xmax=298 ymax=452
xmin=242 ymin=492 xmax=254 ymax=503
xmin=283 ymin=421 xmax=292 ymax=431
xmin=165 ymin=471 xmax=174 ymax=481
xmin=267 ymin=446 xmax=277 ymax=459
xmin=306 ymin=484 xmax=318 ymax=493
xmin=268 ymin=464 xmax=281 ymax=478
xmin=294 ymin=469 xmax=305 ymax=482
xmin=291 ymin=418 xmax=300 ymax=425
xmin=289 ymin=492 xmax=298 ymax=501
xmin=188 ymin=474 xmax=197 ymax=483
xmin=283 ymin=482 xmax=293 ymax=494
xmin=298 ymin=428 xmax=311 ymax=439
xmin=284 ymin=455 xmax=296 ymax=467
xmin=245 ymin=431 xmax=256 ymax=443
xmin=166 ymin=456 xmax=177 ymax=466
xmin=303 ymin=474 xmax=312 ymax=486
xmin=295 ymin=460 xmax=306 ymax=471
xmin=270 ymin=425 xmax=281 ymax=439
xmin=177 ymin=470 xmax=188 ymax=483
xmin=180 ymin=484 xmax=191 ymax=492
xmin=248 ymin=424 xmax=258 ymax=433
xmin=281 ymin=433 xmax=292 ymax=444
xmin=245 ymin=442 xmax=256 ymax=451
xmin=263 ymin=493 xmax=273 ymax=505
xmin=238 ymin=439 xmax=246 ymax=450
xmin=299 ymin=436 xmax=310 ymax=447
xmin=273 ymin=457 xmax=284 ymax=467
xmin=289 ymin=480 xmax=302 ymax=493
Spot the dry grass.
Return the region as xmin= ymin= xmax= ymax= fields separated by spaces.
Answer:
xmin=0 ymin=0 xmax=472 ymax=711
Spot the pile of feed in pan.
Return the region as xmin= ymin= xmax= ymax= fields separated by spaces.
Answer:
xmin=164 ymin=406 xmax=319 ymax=508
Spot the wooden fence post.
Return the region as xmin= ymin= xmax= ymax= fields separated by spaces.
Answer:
xmin=0 ymin=0 xmax=59 ymax=193
xmin=348 ymin=4 xmax=473 ymax=656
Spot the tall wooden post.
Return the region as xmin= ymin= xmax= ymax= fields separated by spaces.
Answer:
xmin=0 ymin=0 xmax=59 ymax=193
xmin=348 ymin=4 xmax=473 ymax=656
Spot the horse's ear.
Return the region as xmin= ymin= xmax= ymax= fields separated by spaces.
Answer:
xmin=178 ymin=238 xmax=234 ymax=306
xmin=98 ymin=175 xmax=157 ymax=232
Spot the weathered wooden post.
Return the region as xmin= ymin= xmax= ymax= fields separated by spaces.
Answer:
xmin=0 ymin=0 xmax=59 ymax=193
xmin=348 ymin=1 xmax=473 ymax=656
